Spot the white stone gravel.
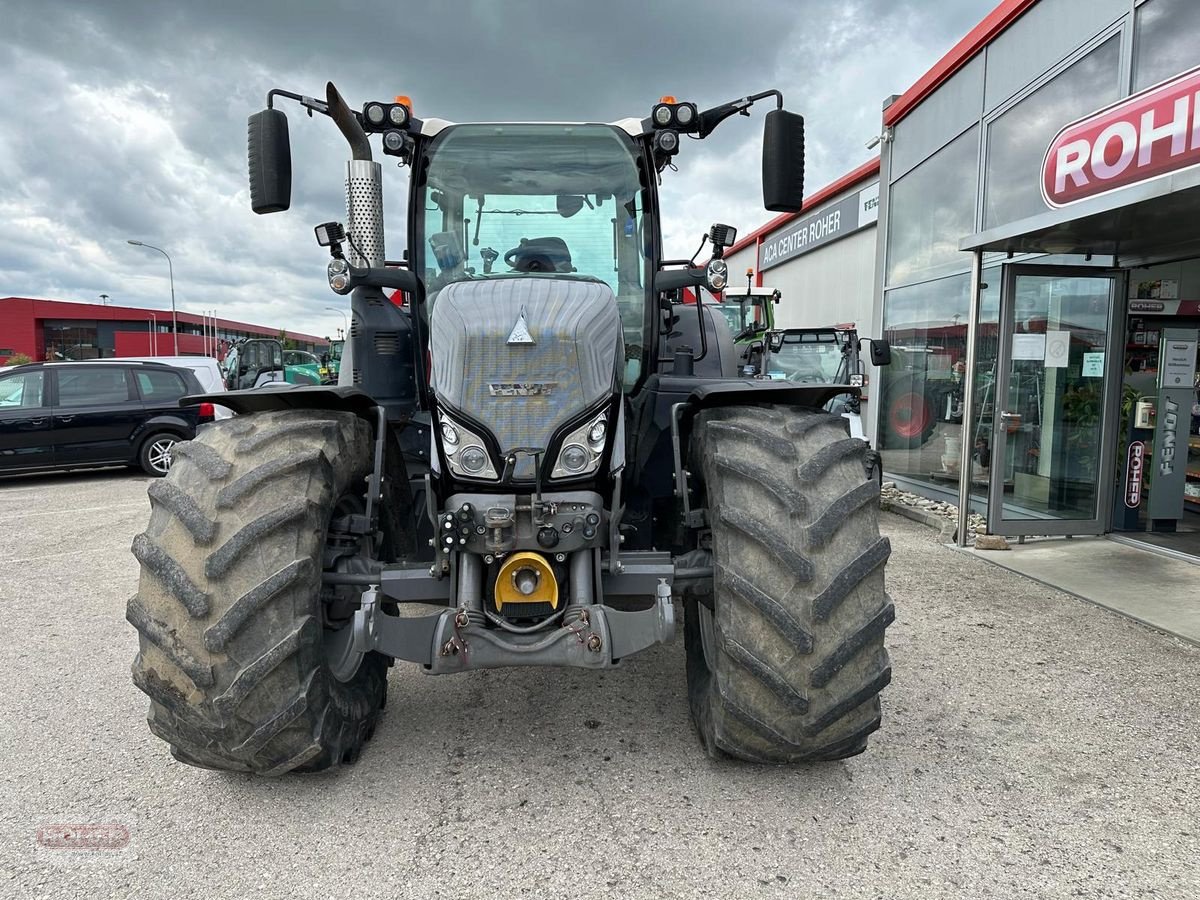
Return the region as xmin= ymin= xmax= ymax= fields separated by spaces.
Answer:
xmin=881 ymin=481 xmax=989 ymax=539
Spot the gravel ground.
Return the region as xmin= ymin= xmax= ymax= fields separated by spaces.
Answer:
xmin=1 ymin=469 xmax=1197 ymax=899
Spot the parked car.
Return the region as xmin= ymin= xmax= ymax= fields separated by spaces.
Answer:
xmin=99 ymin=355 xmax=232 ymax=419
xmin=0 ymin=361 xmax=213 ymax=477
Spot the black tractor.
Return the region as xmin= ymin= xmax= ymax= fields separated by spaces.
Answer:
xmin=127 ymin=83 xmax=893 ymax=773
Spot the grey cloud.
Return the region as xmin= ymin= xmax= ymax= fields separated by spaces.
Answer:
xmin=1 ymin=0 xmax=998 ymax=337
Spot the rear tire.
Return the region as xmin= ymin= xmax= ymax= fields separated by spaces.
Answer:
xmin=685 ymin=405 xmax=893 ymax=762
xmin=128 ymin=410 xmax=387 ymax=774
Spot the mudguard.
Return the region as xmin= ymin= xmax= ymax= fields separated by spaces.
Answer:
xmin=181 ymin=384 xmax=380 ymax=419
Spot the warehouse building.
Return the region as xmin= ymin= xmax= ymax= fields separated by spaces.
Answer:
xmin=0 ymin=296 xmax=328 ymax=364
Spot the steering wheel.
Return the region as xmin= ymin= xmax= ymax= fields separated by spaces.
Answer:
xmin=785 ymin=371 xmax=828 ymax=384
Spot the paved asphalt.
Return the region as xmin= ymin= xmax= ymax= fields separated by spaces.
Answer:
xmin=1 ymin=469 xmax=1197 ymax=899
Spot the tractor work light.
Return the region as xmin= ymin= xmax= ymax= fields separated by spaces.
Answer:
xmin=705 ymin=258 xmax=729 ymax=292
xmin=653 ymin=130 xmax=679 ymax=155
xmin=388 ymin=103 xmax=409 ymax=126
xmin=382 ymin=130 xmax=405 ymax=152
xmin=314 ymin=221 xmax=345 ymax=247
xmin=651 ymin=98 xmax=699 ymax=132
xmin=364 ymin=103 xmax=386 ymax=126
xmin=709 ymin=223 xmax=737 ymax=249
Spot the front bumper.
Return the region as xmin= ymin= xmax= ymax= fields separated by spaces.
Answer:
xmin=350 ymin=552 xmax=676 ymax=673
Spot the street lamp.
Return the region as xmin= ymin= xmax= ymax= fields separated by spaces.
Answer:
xmin=325 ymin=306 xmax=348 ymax=337
xmin=127 ymin=240 xmax=178 ymax=354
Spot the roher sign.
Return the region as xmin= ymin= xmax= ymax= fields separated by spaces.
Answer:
xmin=1042 ymin=65 xmax=1200 ymax=208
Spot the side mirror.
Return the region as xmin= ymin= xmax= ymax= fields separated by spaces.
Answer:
xmin=762 ymin=109 xmax=805 ymax=213
xmin=868 ymin=338 xmax=892 ymax=366
xmin=247 ymin=108 xmax=292 ymax=214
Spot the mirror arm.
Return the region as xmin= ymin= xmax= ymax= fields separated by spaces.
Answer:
xmin=696 ymin=89 xmax=784 ymax=139
xmin=267 ymin=88 xmax=329 ymax=118
xmin=348 ymin=265 xmax=420 ymax=293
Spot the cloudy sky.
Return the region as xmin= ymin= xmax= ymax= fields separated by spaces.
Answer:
xmin=0 ymin=0 xmax=998 ymax=340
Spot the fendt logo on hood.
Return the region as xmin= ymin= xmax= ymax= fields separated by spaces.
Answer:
xmin=1043 ymin=65 xmax=1200 ymax=208
xmin=488 ymin=383 xmax=556 ymax=397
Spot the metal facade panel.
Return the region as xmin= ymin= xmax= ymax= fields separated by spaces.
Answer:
xmin=983 ymin=0 xmax=1129 ymax=112
xmin=891 ymin=55 xmax=985 ymax=181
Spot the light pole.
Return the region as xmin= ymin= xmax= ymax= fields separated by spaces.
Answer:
xmin=127 ymin=240 xmax=178 ymax=354
xmin=325 ymin=306 xmax=348 ymax=337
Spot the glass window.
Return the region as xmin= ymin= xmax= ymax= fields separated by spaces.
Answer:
xmin=886 ymin=126 xmax=979 ymax=287
xmin=417 ymin=123 xmax=649 ymax=387
xmin=878 ymin=274 xmax=971 ymax=482
xmin=56 ymin=367 xmax=131 ymax=407
xmin=983 ymin=36 xmax=1121 ymax=229
xmin=0 ymin=371 xmax=46 ymax=408
xmin=43 ymin=324 xmax=100 ymax=361
xmin=1133 ymin=0 xmax=1200 ymax=92
xmin=135 ymin=369 xmax=187 ymax=401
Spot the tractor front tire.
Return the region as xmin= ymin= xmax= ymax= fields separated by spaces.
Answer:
xmin=128 ymin=410 xmax=388 ymax=774
xmin=686 ymin=405 xmax=894 ymax=762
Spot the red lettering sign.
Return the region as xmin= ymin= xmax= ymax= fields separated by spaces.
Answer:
xmin=1043 ymin=66 xmax=1200 ymax=208
xmin=1125 ymin=440 xmax=1145 ymax=508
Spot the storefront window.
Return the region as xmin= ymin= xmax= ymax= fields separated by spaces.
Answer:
xmin=983 ymin=36 xmax=1121 ymax=230
xmin=886 ymin=126 xmax=979 ymax=288
xmin=878 ymin=273 xmax=971 ymax=485
xmin=43 ymin=324 xmax=100 ymax=361
xmin=1133 ymin=0 xmax=1200 ymax=92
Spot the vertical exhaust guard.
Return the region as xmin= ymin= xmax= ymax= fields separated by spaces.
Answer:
xmin=346 ymin=159 xmax=385 ymax=268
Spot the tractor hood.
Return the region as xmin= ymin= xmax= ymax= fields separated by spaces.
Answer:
xmin=429 ymin=278 xmax=623 ymax=481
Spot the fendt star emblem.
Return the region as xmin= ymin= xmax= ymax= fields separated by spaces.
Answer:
xmin=507 ymin=309 xmax=535 ymax=345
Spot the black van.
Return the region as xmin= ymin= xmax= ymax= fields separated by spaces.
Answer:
xmin=0 ymin=361 xmax=212 ymax=477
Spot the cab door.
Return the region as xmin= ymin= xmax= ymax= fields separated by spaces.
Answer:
xmin=0 ymin=369 xmax=53 ymax=471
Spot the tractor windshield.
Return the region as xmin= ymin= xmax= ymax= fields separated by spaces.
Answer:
xmin=769 ymin=331 xmax=848 ymax=383
xmin=715 ymin=294 xmax=768 ymax=336
xmin=418 ymin=123 xmax=649 ymax=384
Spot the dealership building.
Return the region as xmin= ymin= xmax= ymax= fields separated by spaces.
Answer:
xmin=727 ymin=0 xmax=1200 ymax=560
xmin=0 ymin=296 xmax=329 ymax=365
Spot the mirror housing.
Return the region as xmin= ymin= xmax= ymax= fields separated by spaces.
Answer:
xmin=762 ymin=109 xmax=805 ymax=212
xmin=867 ymin=338 xmax=892 ymax=366
xmin=247 ymin=108 xmax=292 ymax=214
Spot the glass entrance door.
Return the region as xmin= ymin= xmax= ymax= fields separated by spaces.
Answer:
xmin=985 ymin=265 xmax=1123 ymax=536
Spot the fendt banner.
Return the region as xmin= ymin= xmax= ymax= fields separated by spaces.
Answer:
xmin=1042 ymin=65 xmax=1200 ymax=208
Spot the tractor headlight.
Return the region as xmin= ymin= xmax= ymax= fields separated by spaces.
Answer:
xmin=438 ymin=411 xmax=498 ymax=480
xmin=706 ymin=258 xmax=728 ymax=292
xmin=552 ymin=410 xmax=609 ymax=479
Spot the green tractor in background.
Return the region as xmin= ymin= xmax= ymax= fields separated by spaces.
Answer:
xmin=713 ymin=281 xmax=780 ymax=373
xmin=321 ymin=338 xmax=345 ymax=382
xmin=221 ymin=338 xmax=330 ymax=390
